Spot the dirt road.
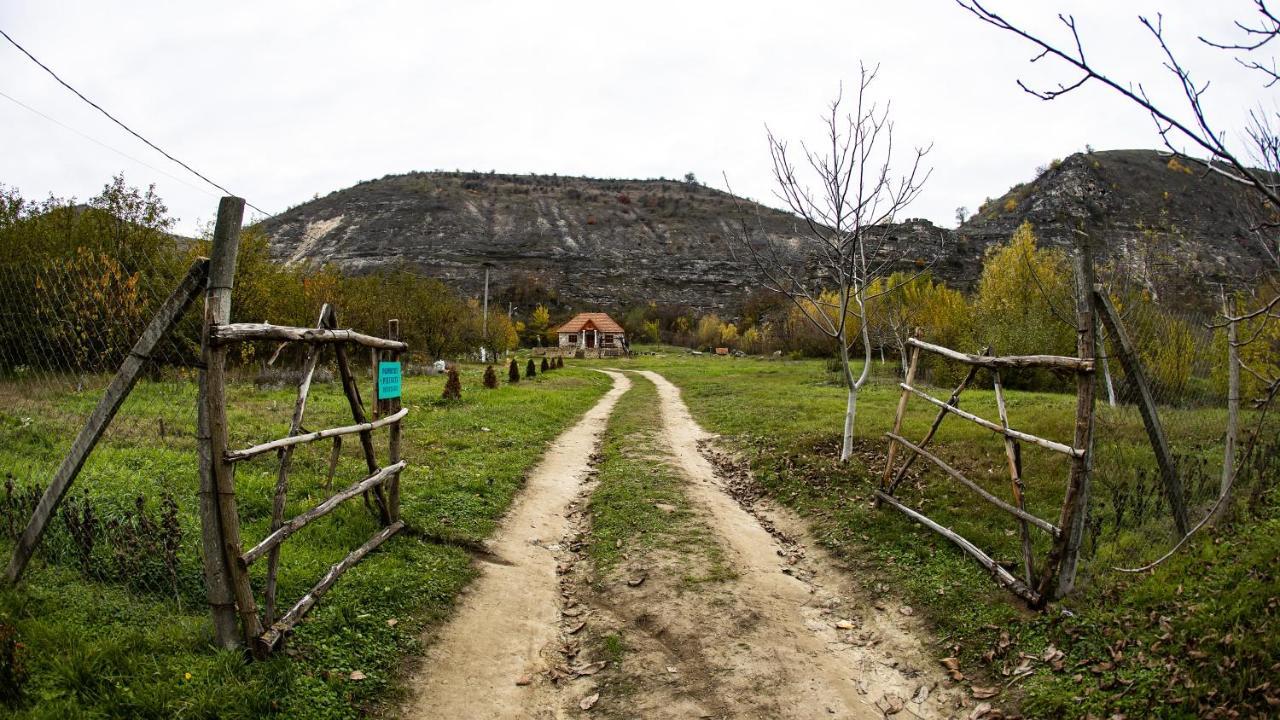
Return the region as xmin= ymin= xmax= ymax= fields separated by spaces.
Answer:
xmin=405 ymin=369 xmax=955 ymax=719
xmin=402 ymin=370 xmax=632 ymax=720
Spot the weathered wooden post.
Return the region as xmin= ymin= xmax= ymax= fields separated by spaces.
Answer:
xmin=1093 ymin=288 xmax=1189 ymax=536
xmin=198 ymin=197 xmax=263 ymax=649
xmin=379 ymin=319 xmax=403 ymax=521
xmin=1044 ymin=231 xmax=1098 ymax=602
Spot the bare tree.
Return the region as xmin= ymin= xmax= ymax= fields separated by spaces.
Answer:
xmin=957 ymin=1 xmax=1280 ymax=566
xmin=729 ymin=65 xmax=936 ymax=462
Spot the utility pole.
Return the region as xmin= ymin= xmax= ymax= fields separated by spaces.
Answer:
xmin=480 ymin=263 xmax=493 ymax=362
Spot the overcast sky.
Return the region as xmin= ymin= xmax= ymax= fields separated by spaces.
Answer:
xmin=0 ymin=1 xmax=1269 ymax=235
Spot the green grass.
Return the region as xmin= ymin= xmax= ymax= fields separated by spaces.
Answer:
xmin=580 ymin=347 xmax=1278 ymax=719
xmin=0 ymin=361 xmax=611 ymax=718
xmin=585 ymin=373 xmax=730 ymax=585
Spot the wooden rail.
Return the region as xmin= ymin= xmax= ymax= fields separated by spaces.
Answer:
xmin=875 ymin=490 xmax=1041 ymax=605
xmin=241 ymin=460 xmax=406 ymax=567
xmin=226 ymin=408 xmax=408 ymax=463
xmin=884 ymin=433 xmax=1059 ymax=537
xmin=899 ymin=383 xmax=1083 ymax=457
xmin=884 ymin=349 xmax=987 ymax=495
xmin=211 ymin=322 xmax=408 ymax=351
xmin=257 ymin=520 xmax=404 ymax=653
xmin=907 ymin=337 xmax=1093 ymax=372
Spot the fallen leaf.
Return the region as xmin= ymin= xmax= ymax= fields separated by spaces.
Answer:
xmin=580 ymin=693 xmax=600 ymax=710
xmin=968 ymin=702 xmax=992 ymax=719
xmin=835 ymin=620 xmax=855 ymax=630
xmin=349 ymin=671 xmax=366 ymax=681
xmin=386 ymin=618 xmax=398 ymax=628
xmin=568 ymin=620 xmax=587 ymax=634
xmin=874 ymin=693 xmax=905 ymax=715
xmin=572 ymin=661 xmax=607 ymax=676
xmin=562 ymin=607 xmax=584 ymax=618
xmin=515 ymin=674 xmax=532 ymax=686
xmin=666 ymin=666 xmax=677 ymax=673
xmin=627 ymin=574 xmax=646 ymax=587
xmin=971 ymin=686 xmax=1000 ymax=699
xmin=899 ymin=606 xmax=914 ymax=616
xmin=912 ymin=684 xmax=930 ymax=704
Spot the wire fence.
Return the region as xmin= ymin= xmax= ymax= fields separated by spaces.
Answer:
xmin=0 ymin=238 xmax=206 ymax=602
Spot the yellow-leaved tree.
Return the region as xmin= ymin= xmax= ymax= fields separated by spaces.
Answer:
xmin=972 ymin=221 xmax=1075 ymax=388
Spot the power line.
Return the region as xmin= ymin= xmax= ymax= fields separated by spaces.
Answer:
xmin=0 ymin=87 xmax=218 ymax=199
xmin=0 ymin=26 xmax=270 ymax=216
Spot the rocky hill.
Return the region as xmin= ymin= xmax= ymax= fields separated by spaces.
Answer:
xmin=258 ymin=151 xmax=1275 ymax=312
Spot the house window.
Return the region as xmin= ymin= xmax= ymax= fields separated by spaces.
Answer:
xmin=568 ymin=334 xmax=577 ymax=343
xmin=604 ymin=334 xmax=613 ymax=345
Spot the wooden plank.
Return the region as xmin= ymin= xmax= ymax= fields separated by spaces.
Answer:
xmin=265 ymin=304 xmax=331 ymax=627
xmin=885 ymin=348 xmax=988 ymax=495
xmin=900 ymin=383 xmax=1083 ymax=457
xmin=994 ymin=368 xmax=1036 ymax=584
xmin=875 ymin=491 xmax=1040 ymax=605
xmin=884 ymin=433 xmax=1059 ymax=537
xmin=880 ymin=333 xmax=921 ymax=491
xmin=257 ymin=520 xmax=404 ymax=653
xmin=241 ymin=460 xmax=407 ymax=567
xmin=225 ymin=408 xmax=408 ymax=464
xmin=5 ymin=257 xmax=211 ymax=585
xmin=1092 ymin=288 xmax=1189 ymax=536
xmin=211 ymin=322 xmax=407 ymax=351
xmin=907 ymin=337 xmax=1093 ymax=372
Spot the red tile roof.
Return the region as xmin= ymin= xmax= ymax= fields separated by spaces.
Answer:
xmin=554 ymin=312 xmax=624 ymax=334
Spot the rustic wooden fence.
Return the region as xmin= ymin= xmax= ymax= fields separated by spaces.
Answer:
xmin=198 ymin=198 xmax=409 ymax=656
xmin=3 ymin=196 xmax=410 ymax=659
xmin=878 ymin=249 xmax=1102 ymax=607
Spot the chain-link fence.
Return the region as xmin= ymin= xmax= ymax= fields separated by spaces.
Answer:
xmin=0 ymin=230 xmax=207 ymax=603
xmin=1081 ymin=289 xmax=1278 ymax=578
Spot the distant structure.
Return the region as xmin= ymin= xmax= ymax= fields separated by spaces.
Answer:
xmin=553 ymin=312 xmax=627 ymax=357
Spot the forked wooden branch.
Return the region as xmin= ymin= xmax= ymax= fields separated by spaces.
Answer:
xmin=900 ymin=383 xmax=1083 ymax=457
xmin=907 ymin=337 xmax=1093 ymax=372
xmin=211 ymin=322 xmax=408 ymax=351
xmin=257 ymin=520 xmax=404 ymax=653
xmin=884 ymin=433 xmax=1060 ymax=537
xmin=875 ymin=490 xmax=1040 ymax=605
xmin=225 ymin=409 xmax=408 ymax=463
xmin=241 ymin=460 xmax=406 ymax=567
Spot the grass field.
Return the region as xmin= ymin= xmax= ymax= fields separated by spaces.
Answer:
xmin=0 ymin=362 xmax=611 ymax=718
xmin=1 ymin=348 xmax=1275 ymax=718
xmin=591 ymin=348 xmax=1279 ymax=719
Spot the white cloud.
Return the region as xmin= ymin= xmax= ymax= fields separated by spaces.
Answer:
xmin=0 ymin=1 xmax=1267 ymax=234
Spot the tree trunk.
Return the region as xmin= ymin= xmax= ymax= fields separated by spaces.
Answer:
xmin=839 ymin=340 xmax=857 ymax=462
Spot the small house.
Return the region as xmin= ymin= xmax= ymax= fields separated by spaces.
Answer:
xmin=554 ymin=312 xmax=627 ymax=356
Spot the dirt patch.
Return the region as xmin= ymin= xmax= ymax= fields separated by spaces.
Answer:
xmin=624 ymin=369 xmax=962 ymax=719
xmin=401 ymin=370 xmax=631 ymax=720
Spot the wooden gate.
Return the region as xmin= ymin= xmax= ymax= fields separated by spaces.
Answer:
xmin=198 ymin=198 xmax=409 ymax=656
xmin=878 ymin=335 xmax=1095 ymax=608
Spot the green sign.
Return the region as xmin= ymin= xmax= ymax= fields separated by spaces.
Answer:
xmin=378 ymin=361 xmax=402 ymax=400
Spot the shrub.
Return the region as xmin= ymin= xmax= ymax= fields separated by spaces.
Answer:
xmin=483 ymin=364 xmax=498 ymax=389
xmin=541 ymin=357 xmax=550 ymax=372
xmin=525 ymin=359 xmax=537 ymax=378
xmin=508 ymin=358 xmax=520 ymax=383
xmin=557 ymin=357 xmax=564 ymax=368
xmin=0 ymin=623 xmax=26 ymax=707
xmin=442 ymin=366 xmax=462 ymax=400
